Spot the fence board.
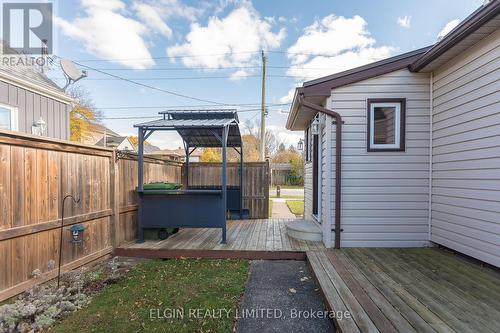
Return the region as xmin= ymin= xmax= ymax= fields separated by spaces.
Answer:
xmin=0 ymin=130 xmax=269 ymax=300
xmin=116 ymin=154 xmax=183 ymax=245
xmin=0 ymin=130 xmax=182 ymax=301
xmin=186 ymin=162 xmax=269 ymax=218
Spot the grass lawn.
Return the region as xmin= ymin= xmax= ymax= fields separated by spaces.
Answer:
xmin=269 ymin=199 xmax=273 ymax=217
xmin=50 ymin=259 xmax=249 ymax=333
xmin=286 ymin=200 xmax=304 ymax=216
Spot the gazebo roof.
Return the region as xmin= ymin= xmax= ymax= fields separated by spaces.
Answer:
xmin=134 ymin=110 xmax=242 ymax=147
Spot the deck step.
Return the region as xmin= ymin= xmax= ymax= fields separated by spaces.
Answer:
xmin=285 ymin=220 xmax=322 ymax=242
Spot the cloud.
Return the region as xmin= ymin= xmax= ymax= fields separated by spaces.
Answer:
xmin=397 ymin=16 xmax=411 ymax=28
xmin=133 ymin=3 xmax=173 ymax=38
xmin=167 ymin=3 xmax=286 ymax=77
xmin=55 ymin=0 xmax=154 ymax=69
xmin=267 ymin=125 xmax=303 ymax=147
xmin=437 ymin=19 xmax=460 ymax=40
xmin=280 ymin=87 xmax=297 ymax=104
xmin=284 ymin=14 xmax=395 ymax=85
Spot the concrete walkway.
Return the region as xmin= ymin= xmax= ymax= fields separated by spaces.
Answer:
xmin=270 ymin=188 xmax=304 ymax=198
xmin=271 ymin=199 xmax=297 ymax=219
xmin=235 ymin=260 xmax=334 ymax=333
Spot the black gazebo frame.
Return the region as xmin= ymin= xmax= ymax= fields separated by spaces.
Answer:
xmin=134 ymin=110 xmax=243 ymax=244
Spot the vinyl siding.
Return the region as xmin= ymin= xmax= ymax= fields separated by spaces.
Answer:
xmin=328 ymin=69 xmax=431 ymax=247
xmin=0 ymin=80 xmax=70 ymax=140
xmin=431 ymin=29 xmax=500 ymax=267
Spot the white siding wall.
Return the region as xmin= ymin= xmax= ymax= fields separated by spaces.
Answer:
xmin=329 ymin=69 xmax=431 ymax=247
xmin=431 ymin=29 xmax=500 ymax=267
xmin=320 ymin=112 xmax=333 ymax=246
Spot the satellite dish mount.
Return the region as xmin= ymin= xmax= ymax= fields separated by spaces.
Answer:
xmin=60 ymin=59 xmax=87 ymax=90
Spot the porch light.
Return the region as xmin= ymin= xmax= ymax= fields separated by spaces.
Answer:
xmin=311 ymin=116 xmax=321 ymax=135
xmin=32 ymin=117 xmax=47 ymax=136
xmin=297 ymin=139 xmax=304 ymax=151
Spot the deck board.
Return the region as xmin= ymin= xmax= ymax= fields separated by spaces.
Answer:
xmin=308 ymin=248 xmax=500 ymax=333
xmin=115 ymin=219 xmax=323 ymax=259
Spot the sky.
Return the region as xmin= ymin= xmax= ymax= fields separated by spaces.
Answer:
xmin=49 ymin=0 xmax=484 ymax=149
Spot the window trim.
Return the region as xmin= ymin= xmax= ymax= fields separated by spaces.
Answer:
xmin=305 ymin=127 xmax=310 ymax=161
xmin=366 ymin=98 xmax=406 ymax=152
xmin=0 ymin=103 xmax=19 ymax=131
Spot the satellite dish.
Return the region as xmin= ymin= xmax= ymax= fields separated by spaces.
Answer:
xmin=60 ymin=59 xmax=87 ymax=90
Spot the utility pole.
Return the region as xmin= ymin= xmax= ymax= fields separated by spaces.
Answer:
xmin=260 ymin=50 xmax=267 ymax=161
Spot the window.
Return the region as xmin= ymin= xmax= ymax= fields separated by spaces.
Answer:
xmin=367 ymin=98 xmax=405 ymax=151
xmin=0 ymin=104 xmax=18 ymax=131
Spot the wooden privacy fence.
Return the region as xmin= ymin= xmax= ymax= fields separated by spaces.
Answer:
xmin=0 ymin=130 xmax=182 ymax=301
xmin=186 ymin=162 xmax=270 ymax=218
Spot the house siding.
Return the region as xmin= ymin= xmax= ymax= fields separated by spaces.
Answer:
xmin=329 ymin=68 xmax=431 ymax=247
xmin=430 ymin=29 xmax=500 ymax=267
xmin=0 ymin=80 xmax=70 ymax=140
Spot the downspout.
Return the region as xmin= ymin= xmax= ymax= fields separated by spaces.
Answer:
xmin=299 ymin=95 xmax=343 ymax=249
xmin=428 ymin=72 xmax=434 ymax=243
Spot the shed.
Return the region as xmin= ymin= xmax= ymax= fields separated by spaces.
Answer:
xmin=134 ymin=110 xmax=243 ymax=243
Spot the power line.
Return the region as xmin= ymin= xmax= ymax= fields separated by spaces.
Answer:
xmin=95 ymin=108 xmax=283 ymax=120
xmin=72 ymin=50 xmax=262 ymax=62
xmin=51 ymin=74 xmax=311 ymax=81
xmin=67 ymin=65 xmax=351 ymax=71
xmin=69 ymin=49 xmax=371 ymax=64
xmin=94 ymin=103 xmax=290 ymax=110
xmin=55 ymin=56 xmax=232 ymax=105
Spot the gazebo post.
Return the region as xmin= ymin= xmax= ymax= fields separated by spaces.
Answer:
xmin=221 ymin=125 xmax=228 ymax=243
xmin=239 ymin=146 xmax=244 ymax=219
xmin=137 ymin=127 xmax=145 ymax=243
xmin=184 ymin=141 xmax=190 ymax=188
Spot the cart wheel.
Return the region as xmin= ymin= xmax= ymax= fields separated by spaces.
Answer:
xmin=158 ymin=229 xmax=169 ymax=240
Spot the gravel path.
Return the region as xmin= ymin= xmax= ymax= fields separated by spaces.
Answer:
xmin=235 ymin=260 xmax=334 ymax=333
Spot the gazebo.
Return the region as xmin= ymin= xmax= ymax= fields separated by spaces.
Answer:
xmin=134 ymin=110 xmax=243 ymax=244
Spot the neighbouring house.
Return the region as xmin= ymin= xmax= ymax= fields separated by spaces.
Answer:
xmin=95 ymin=136 xmax=135 ymax=151
xmin=0 ymin=42 xmax=73 ymax=139
xmin=80 ymin=122 xmax=121 ymax=145
xmin=148 ymin=147 xmax=202 ymax=162
xmin=270 ymin=163 xmax=292 ymax=185
xmin=286 ymin=0 xmax=500 ymax=267
xmin=146 ymin=148 xmax=183 ymax=162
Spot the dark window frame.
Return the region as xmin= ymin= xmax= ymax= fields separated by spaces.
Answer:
xmin=305 ymin=127 xmax=310 ymax=161
xmin=366 ymin=98 xmax=406 ymax=152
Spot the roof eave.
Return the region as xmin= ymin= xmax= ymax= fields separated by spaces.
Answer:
xmin=301 ymin=47 xmax=431 ymax=97
xmin=0 ymin=69 xmax=74 ymax=104
xmin=285 ymin=87 xmax=303 ymax=130
xmin=411 ymin=0 xmax=500 ymax=72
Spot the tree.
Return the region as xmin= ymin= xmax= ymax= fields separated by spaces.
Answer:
xmin=68 ymin=85 xmax=101 ymax=142
xmin=200 ymin=148 xmax=221 ymax=162
xmin=243 ymin=120 xmax=283 ymax=158
xmin=70 ymin=105 xmax=96 ymax=142
xmin=271 ymin=145 xmax=304 ymax=185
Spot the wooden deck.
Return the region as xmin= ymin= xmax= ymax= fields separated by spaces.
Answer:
xmin=308 ymin=248 xmax=500 ymax=333
xmin=115 ymin=219 xmax=324 ymax=259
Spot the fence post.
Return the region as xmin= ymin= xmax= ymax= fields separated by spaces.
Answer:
xmin=264 ymin=160 xmax=270 ymax=218
xmin=110 ymin=150 xmax=120 ymax=247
